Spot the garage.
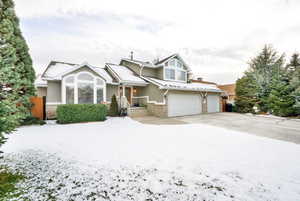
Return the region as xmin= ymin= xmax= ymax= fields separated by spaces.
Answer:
xmin=167 ymin=93 xmax=202 ymax=117
xmin=207 ymin=94 xmax=220 ymax=113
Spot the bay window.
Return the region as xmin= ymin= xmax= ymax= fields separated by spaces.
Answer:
xmin=164 ymin=59 xmax=187 ymax=82
xmin=62 ymin=72 xmax=106 ymax=104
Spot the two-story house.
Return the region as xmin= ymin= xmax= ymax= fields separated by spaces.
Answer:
xmin=36 ymin=54 xmax=222 ymax=118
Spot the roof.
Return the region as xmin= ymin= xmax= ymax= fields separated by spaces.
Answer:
xmin=121 ymin=58 xmax=159 ymax=68
xmin=106 ymin=63 xmax=148 ymax=86
xmin=218 ymin=84 xmax=236 ymax=96
xmin=35 ymin=74 xmax=47 ymax=87
xmin=41 ymin=61 xmax=114 ymax=84
xmin=155 ymin=53 xmax=191 ymax=72
xmin=192 ymin=79 xmax=217 ymax=85
xmin=143 ymin=76 xmax=222 ymax=93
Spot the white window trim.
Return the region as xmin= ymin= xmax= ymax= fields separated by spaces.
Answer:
xmin=163 ymin=59 xmax=187 ymax=82
xmin=62 ymin=72 xmax=106 ymax=104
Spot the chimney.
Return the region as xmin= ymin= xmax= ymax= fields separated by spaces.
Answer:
xmin=130 ymin=51 xmax=133 ymax=60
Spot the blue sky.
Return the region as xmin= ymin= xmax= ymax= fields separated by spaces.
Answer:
xmin=15 ymin=0 xmax=300 ymax=84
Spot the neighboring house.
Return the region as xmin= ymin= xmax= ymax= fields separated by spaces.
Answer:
xmin=218 ymin=84 xmax=236 ymax=104
xmin=36 ymin=54 xmax=223 ymax=118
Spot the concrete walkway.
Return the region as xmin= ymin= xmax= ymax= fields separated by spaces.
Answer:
xmin=133 ymin=113 xmax=300 ymax=144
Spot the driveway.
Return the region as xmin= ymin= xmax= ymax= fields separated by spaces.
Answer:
xmin=133 ymin=113 xmax=300 ymax=144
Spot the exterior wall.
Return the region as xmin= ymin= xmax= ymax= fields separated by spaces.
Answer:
xmin=141 ymin=68 xmax=157 ymax=77
xmin=157 ymin=68 xmax=164 ymax=80
xmin=138 ymin=83 xmax=165 ymax=103
xmin=46 ymin=104 xmax=58 ymax=119
xmin=46 ymin=81 xmax=61 ymax=103
xmin=106 ymin=84 xmax=118 ymax=102
xmin=37 ymin=87 xmax=47 ymax=97
xmin=147 ymin=103 xmax=167 ymax=117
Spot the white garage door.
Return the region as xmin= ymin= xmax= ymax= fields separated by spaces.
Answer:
xmin=207 ymin=94 xmax=220 ymax=113
xmin=168 ymin=93 xmax=202 ymax=117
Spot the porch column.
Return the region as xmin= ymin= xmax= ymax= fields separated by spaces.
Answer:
xmin=122 ymin=85 xmax=125 ymax=97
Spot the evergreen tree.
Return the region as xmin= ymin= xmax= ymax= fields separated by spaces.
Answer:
xmin=268 ymin=77 xmax=296 ymax=117
xmin=235 ymin=73 xmax=258 ymax=113
xmin=248 ymin=45 xmax=285 ymax=112
xmin=0 ymin=0 xmax=36 ymax=151
xmin=287 ymin=53 xmax=300 ymax=115
xmin=109 ymin=94 xmax=119 ymax=116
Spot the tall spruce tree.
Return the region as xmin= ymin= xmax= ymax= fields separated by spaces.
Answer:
xmin=287 ymin=53 xmax=300 ymax=115
xmin=235 ymin=73 xmax=258 ymax=113
xmin=248 ymin=45 xmax=285 ymax=112
xmin=0 ymin=0 xmax=36 ymax=151
xmin=268 ymin=74 xmax=296 ymax=117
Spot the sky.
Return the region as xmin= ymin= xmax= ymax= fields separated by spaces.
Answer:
xmin=14 ymin=0 xmax=300 ymax=84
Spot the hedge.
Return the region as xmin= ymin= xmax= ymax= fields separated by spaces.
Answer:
xmin=57 ymin=104 xmax=107 ymax=124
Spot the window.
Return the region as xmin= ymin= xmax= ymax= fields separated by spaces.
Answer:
xmin=63 ymin=72 xmax=106 ymax=104
xmin=165 ymin=68 xmax=175 ymax=80
xmin=177 ymin=70 xmax=186 ymax=81
xmin=164 ymin=59 xmax=187 ymax=82
xmin=66 ymin=85 xmax=74 ymax=104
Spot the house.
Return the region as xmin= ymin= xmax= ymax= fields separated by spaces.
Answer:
xmin=36 ymin=54 xmax=223 ymax=118
xmin=218 ymin=84 xmax=236 ymax=104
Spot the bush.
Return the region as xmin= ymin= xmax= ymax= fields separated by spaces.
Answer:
xmin=57 ymin=104 xmax=107 ymax=124
xmin=21 ymin=116 xmax=46 ymax=126
xmin=108 ymin=95 xmax=119 ymax=116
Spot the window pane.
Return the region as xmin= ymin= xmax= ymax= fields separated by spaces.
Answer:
xmin=165 ymin=68 xmax=175 ymax=80
xmin=177 ymin=70 xmax=186 ymax=81
xmin=177 ymin=61 xmax=183 ymax=68
xmin=96 ymin=78 xmax=104 ymax=85
xmin=97 ymin=87 xmax=103 ymax=103
xmin=169 ymin=60 xmax=175 ymax=66
xmin=78 ymin=73 xmax=93 ymax=81
xmin=65 ymin=76 xmax=74 ymax=84
xmin=66 ymin=85 xmax=74 ymax=104
xmin=78 ymin=82 xmax=94 ymax=104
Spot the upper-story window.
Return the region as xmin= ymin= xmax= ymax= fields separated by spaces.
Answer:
xmin=164 ymin=59 xmax=187 ymax=82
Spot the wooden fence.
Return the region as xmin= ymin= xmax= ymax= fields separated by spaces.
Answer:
xmin=30 ymin=96 xmax=45 ymax=120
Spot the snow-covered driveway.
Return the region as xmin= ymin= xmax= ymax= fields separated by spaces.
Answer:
xmin=2 ymin=117 xmax=300 ymax=201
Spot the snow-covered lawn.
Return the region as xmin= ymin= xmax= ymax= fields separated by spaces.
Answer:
xmin=2 ymin=117 xmax=300 ymax=201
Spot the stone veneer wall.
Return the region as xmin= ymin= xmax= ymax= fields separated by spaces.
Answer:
xmin=147 ymin=103 xmax=167 ymax=117
xmin=46 ymin=104 xmax=58 ymax=119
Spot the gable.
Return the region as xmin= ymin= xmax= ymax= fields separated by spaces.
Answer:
xmin=63 ymin=66 xmax=103 ymax=80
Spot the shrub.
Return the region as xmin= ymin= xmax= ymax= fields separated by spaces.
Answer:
xmin=108 ymin=95 xmax=119 ymax=116
xmin=21 ymin=116 xmax=46 ymax=126
xmin=0 ymin=167 xmax=24 ymax=199
xmin=57 ymin=104 xmax=107 ymax=124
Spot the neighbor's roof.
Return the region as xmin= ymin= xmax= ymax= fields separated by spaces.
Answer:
xmin=218 ymin=84 xmax=236 ymax=96
xmin=106 ymin=63 xmax=148 ymax=85
xmin=143 ymin=76 xmax=222 ymax=93
xmin=41 ymin=61 xmax=114 ymax=83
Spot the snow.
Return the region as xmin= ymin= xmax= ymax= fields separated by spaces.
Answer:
xmin=2 ymin=117 xmax=300 ymax=200
xmin=144 ymin=76 xmax=222 ymax=92
xmin=43 ymin=61 xmax=114 ymax=83
xmin=107 ymin=63 xmax=148 ymax=85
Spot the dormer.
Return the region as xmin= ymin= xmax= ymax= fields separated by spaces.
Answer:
xmin=156 ymin=54 xmax=191 ymax=83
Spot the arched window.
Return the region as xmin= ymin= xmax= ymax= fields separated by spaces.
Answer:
xmin=63 ymin=72 xmax=106 ymax=104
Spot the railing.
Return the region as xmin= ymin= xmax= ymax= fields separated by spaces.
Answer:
xmin=132 ymin=97 xmax=148 ymax=107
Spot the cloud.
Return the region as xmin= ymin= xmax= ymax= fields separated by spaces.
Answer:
xmin=14 ymin=0 xmax=300 ymax=84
